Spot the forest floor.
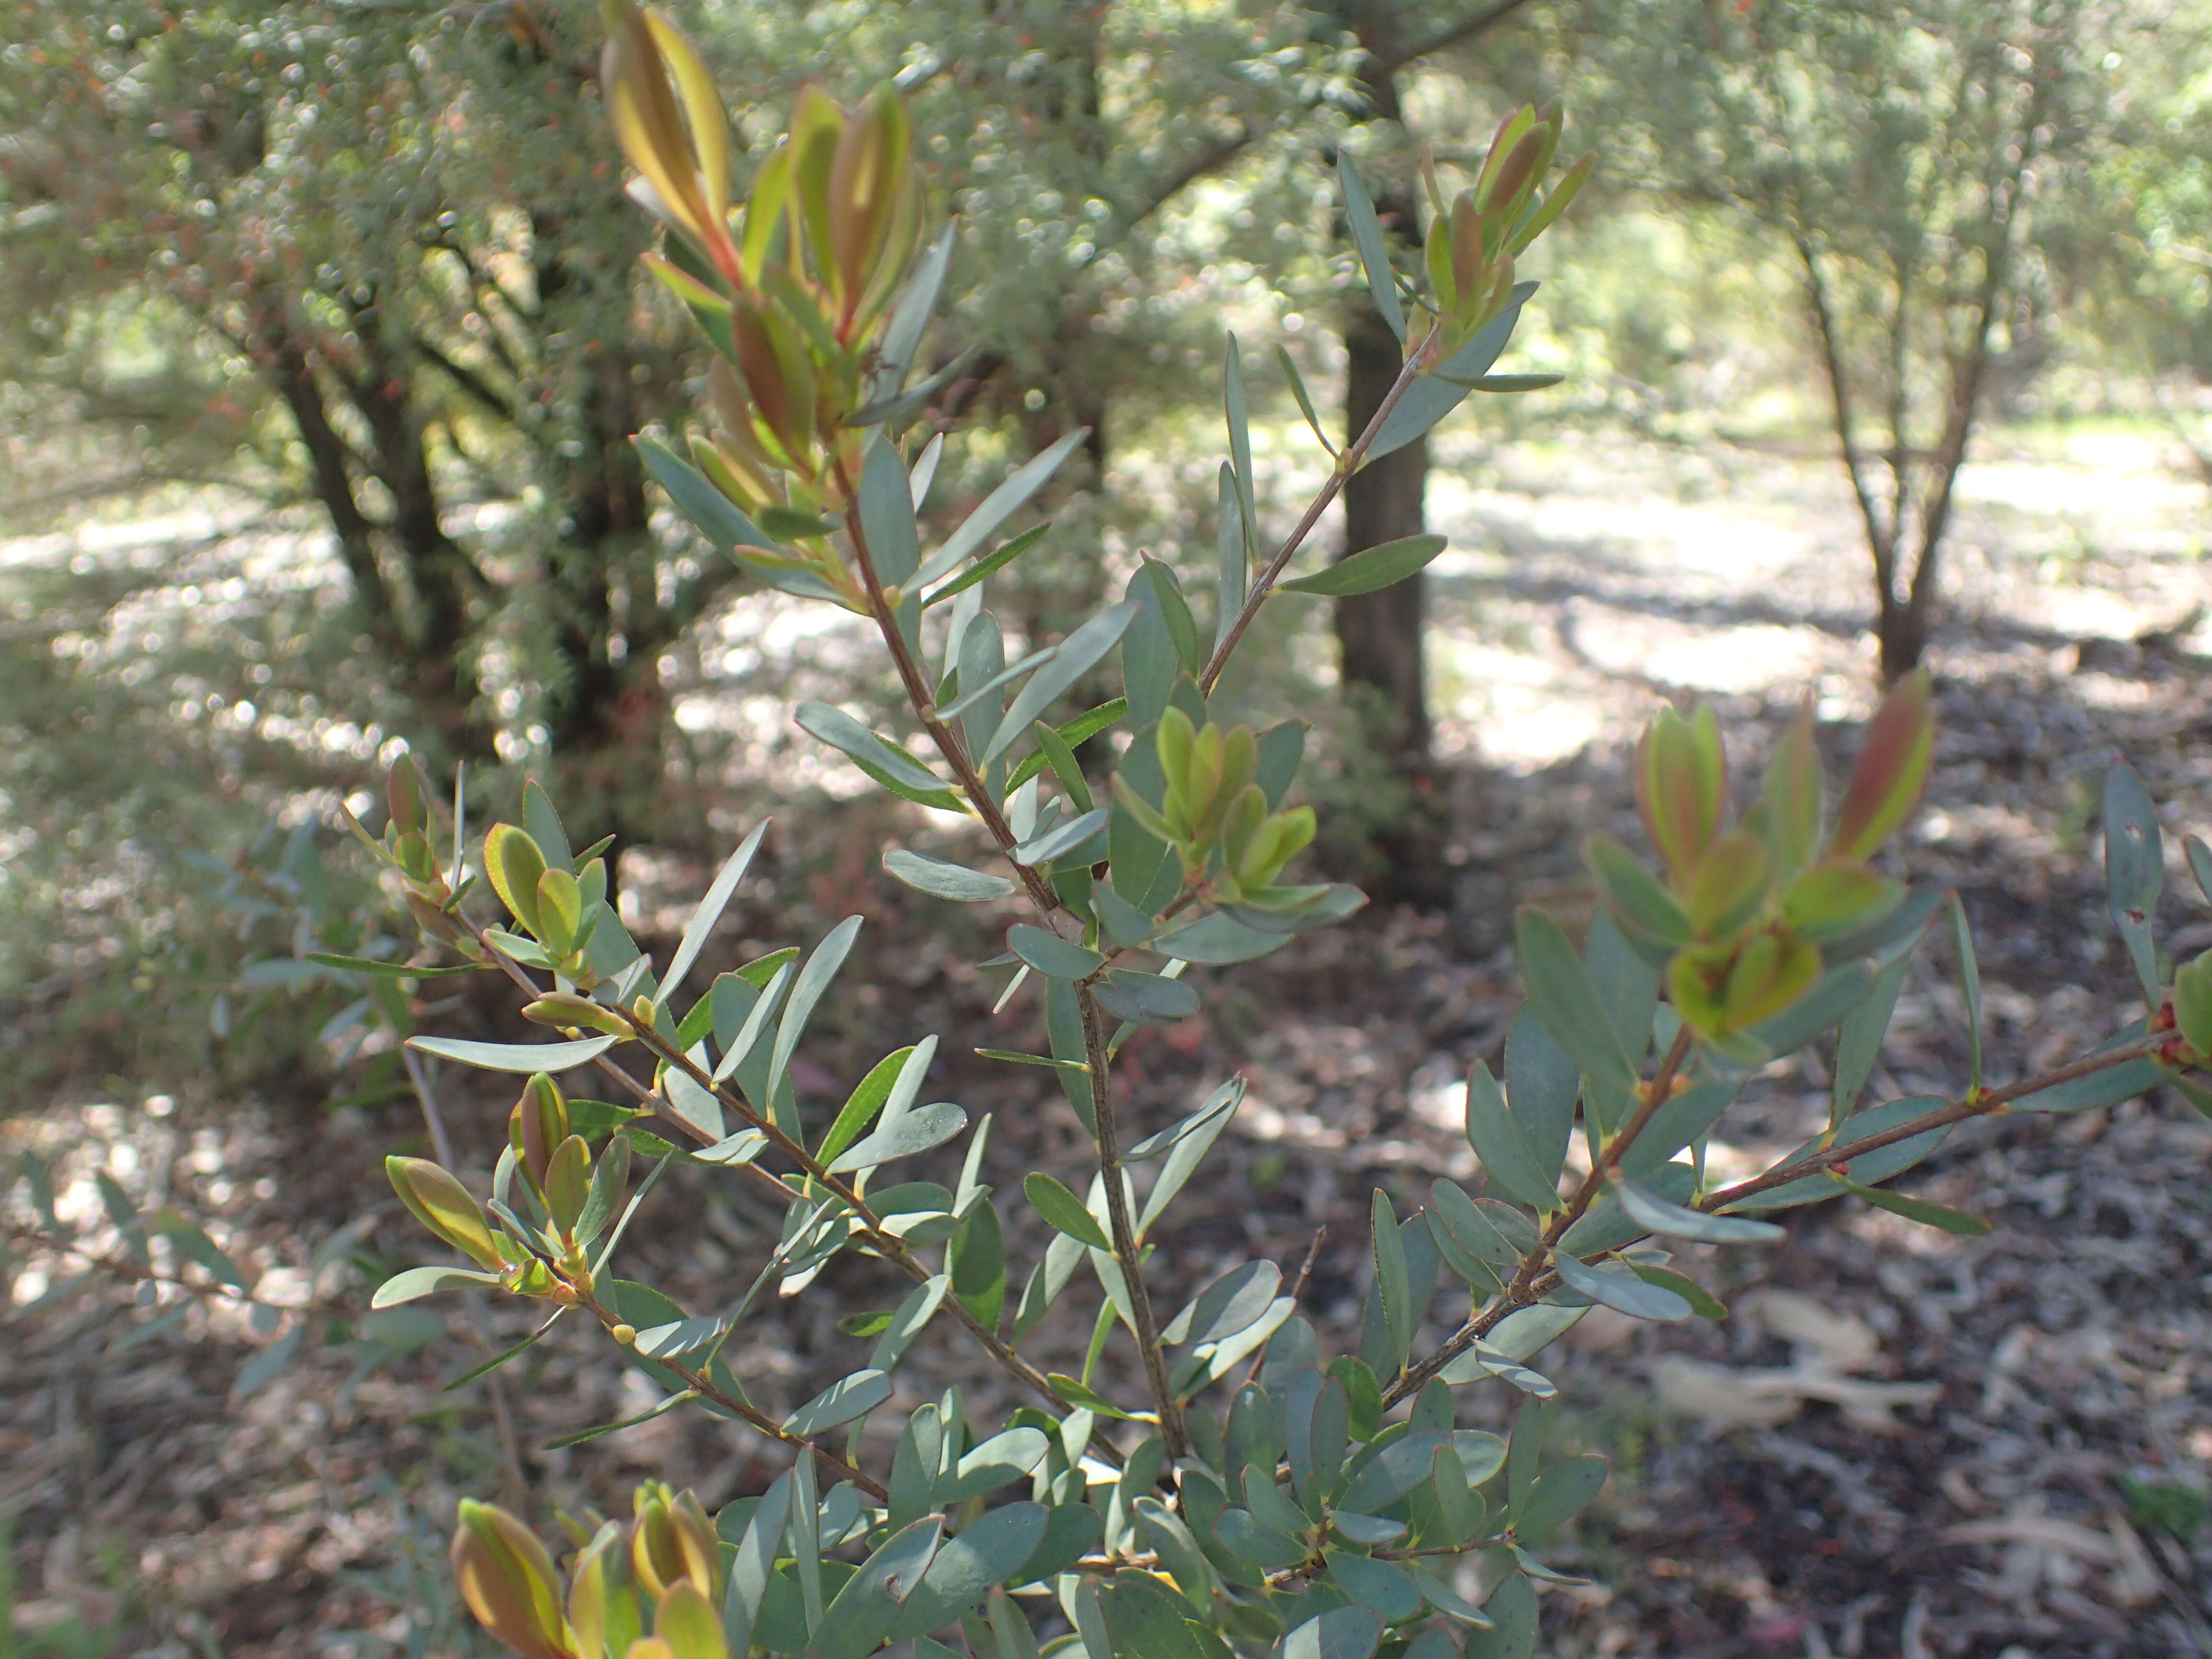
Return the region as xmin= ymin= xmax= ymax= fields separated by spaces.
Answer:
xmin=5 ymin=426 xmax=2212 ymax=1657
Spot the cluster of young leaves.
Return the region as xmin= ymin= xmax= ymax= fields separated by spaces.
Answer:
xmin=331 ymin=9 xmax=2207 ymax=1657
xmin=1585 ymin=677 xmax=1933 ymax=1046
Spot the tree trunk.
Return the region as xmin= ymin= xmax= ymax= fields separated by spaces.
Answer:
xmin=1329 ymin=2 xmax=1444 ymax=902
xmin=1334 ymin=296 xmax=1448 ymax=902
xmin=1336 ymin=303 xmax=1431 ymax=767
xmin=1876 ymin=591 xmax=1926 ymax=684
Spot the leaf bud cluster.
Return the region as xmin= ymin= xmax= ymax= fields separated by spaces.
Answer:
xmin=337 ymin=754 xmax=484 ymax=960
xmin=1115 ymin=708 xmax=1317 ymax=903
xmin=1587 ymin=672 xmax=1934 ymax=1041
xmin=452 ymin=1484 xmax=729 ymax=1659
xmin=602 ymin=1 xmax=927 ymax=610
xmin=385 ymin=1072 xmax=626 ymax=1300
xmin=1419 ymin=105 xmax=1592 ymax=358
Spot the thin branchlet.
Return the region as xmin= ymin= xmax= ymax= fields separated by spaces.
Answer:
xmin=828 ymin=449 xmax=1190 ymax=1458
xmin=1388 ymin=1025 xmax=2167 ymax=1407
xmin=1200 ymin=320 xmax=1439 ymax=693
xmin=456 ymin=908 xmax=1108 ymax=1463
xmin=574 ymin=1288 xmax=890 ymax=1501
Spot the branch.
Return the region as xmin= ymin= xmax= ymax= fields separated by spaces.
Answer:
xmin=1079 ymin=984 xmax=1188 ymax=1456
xmin=601 ymin=1002 xmax=1084 ymax=1433
xmin=1388 ymin=1027 xmax=2169 ymax=1407
xmin=454 ymin=914 xmax=1095 ymax=1447
xmin=1200 ymin=322 xmax=1437 ymax=692
xmin=831 ymin=457 xmax=1070 ymax=923
xmin=412 ymin=333 xmax=518 ymax=425
xmin=1388 ymin=1025 xmax=1694 ymax=1407
xmin=1380 ymin=0 xmax=1547 ymax=72
xmin=1706 ymin=1031 xmax=2163 ymax=1210
xmin=1903 ymin=46 xmax=2057 ymax=620
xmin=1794 ymin=230 xmax=1899 ymax=600
xmin=1108 ymin=0 xmax=1545 ymax=242
xmin=575 ymin=1289 xmax=889 ymax=1501
xmin=1124 ymin=125 xmax=1255 ymax=230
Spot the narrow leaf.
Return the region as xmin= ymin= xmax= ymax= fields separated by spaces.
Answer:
xmin=1514 ymin=908 xmax=1633 ymax=1089
xmin=658 ymin=822 xmax=767 ymax=1005
xmin=1612 ymin=1177 xmax=1782 ymax=1244
xmin=826 ymin=1101 xmax=968 ymax=1174
xmin=1277 ymin=345 xmax=1337 ymax=456
xmin=2103 ymin=760 xmax=2164 ymax=1000
xmin=1464 ymin=1062 xmax=1559 ymax=1212
xmin=767 ymin=914 xmax=864 ymax=1123
xmin=913 ymin=430 xmax=1090 ymax=589
xmin=885 ymin=850 xmax=1018 ymax=902
xmin=406 ymin=1034 xmax=617 ymax=1074
xmin=1007 ymin=923 xmax=1104 ymax=981
xmin=982 ymin=601 xmax=1140 ymax=764
xmin=1279 ymin=534 xmax=1447 ymax=598
xmin=1552 ymin=1253 xmax=1691 ymax=1321
xmin=1835 ymin=1176 xmax=1991 ymax=1235
xmin=1339 ymin=152 xmax=1406 ymax=342
xmin=1024 ymin=1172 xmax=1112 ymax=1251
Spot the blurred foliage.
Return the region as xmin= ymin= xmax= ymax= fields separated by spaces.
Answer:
xmin=4 ymin=0 xmax=2212 ymax=1112
xmin=0 ymin=0 xmax=1352 ymax=1102
xmin=1581 ymin=0 xmax=2151 ymax=676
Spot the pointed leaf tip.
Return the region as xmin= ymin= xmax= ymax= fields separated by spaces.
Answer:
xmin=1833 ymin=670 xmax=1934 ymax=860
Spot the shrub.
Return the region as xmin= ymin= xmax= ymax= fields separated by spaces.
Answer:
xmin=347 ymin=12 xmax=2194 ymax=1656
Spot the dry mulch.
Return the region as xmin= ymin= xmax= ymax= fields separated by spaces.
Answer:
xmin=7 ymin=438 xmax=2212 ymax=1654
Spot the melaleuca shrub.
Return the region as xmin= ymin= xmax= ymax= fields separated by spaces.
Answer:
xmin=341 ymin=11 xmax=2199 ymax=1656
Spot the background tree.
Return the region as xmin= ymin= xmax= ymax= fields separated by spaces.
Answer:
xmin=1596 ymin=0 xmax=2120 ymax=681
xmin=1 ymin=0 xmax=736 ymax=850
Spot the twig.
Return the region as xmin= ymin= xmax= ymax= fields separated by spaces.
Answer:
xmin=573 ymin=1290 xmax=888 ymax=1502
xmin=1079 ymin=985 xmax=1187 ymax=1457
xmin=592 ymin=994 xmax=1081 ymax=1432
xmin=1703 ymin=1031 xmax=2164 ymax=1210
xmin=831 ymin=456 xmax=1069 ymax=925
xmin=451 ymin=915 xmax=1093 ymax=1445
xmin=1199 ymin=324 xmax=1436 ymax=693
xmin=1390 ymin=1026 xmax=1694 ymax=1408
xmin=1386 ymin=1026 xmax=2168 ymax=1407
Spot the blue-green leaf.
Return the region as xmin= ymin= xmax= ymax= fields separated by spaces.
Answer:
xmin=1552 ymin=1254 xmax=1691 ymax=1321
xmin=1092 ymin=969 xmax=1198 ymax=1025
xmin=1007 ymin=923 xmax=1104 ymax=981
xmin=1285 ymin=1606 xmax=1383 ymax=1659
xmin=785 ymin=1369 xmax=892 ymax=1435
xmin=1215 ymin=462 xmax=1245 ymax=648
xmin=1279 ymin=535 xmax=1447 ymax=598
xmin=982 ymin=601 xmax=1140 ymax=764
xmin=885 ymin=850 xmax=1018 ymax=903
xmin=1612 ymin=1178 xmax=1782 ymax=1244
xmin=1514 ymin=908 xmax=1633 ymax=1090
xmin=407 ymin=1034 xmax=617 ymax=1074
xmin=913 ymin=430 xmax=1090 ymax=589
xmin=767 ymin=914 xmax=863 ymax=1124
xmin=2104 ymin=760 xmax=2164 ymax=1000
xmin=658 ymin=822 xmax=767 ymax=1006
xmin=1465 ymin=1061 xmax=1560 ymax=1213
xmin=796 ymin=703 xmax=963 ymax=811
xmin=812 ymin=1517 xmax=942 ymax=1659
xmin=879 ymin=225 xmax=955 ymax=384
xmin=1369 ymin=287 xmax=1533 ymax=461
xmin=826 ymin=1101 xmax=968 ymax=1175
xmin=1012 ymin=807 xmax=1108 ymax=869
xmin=1338 ymin=152 xmax=1405 ymax=343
